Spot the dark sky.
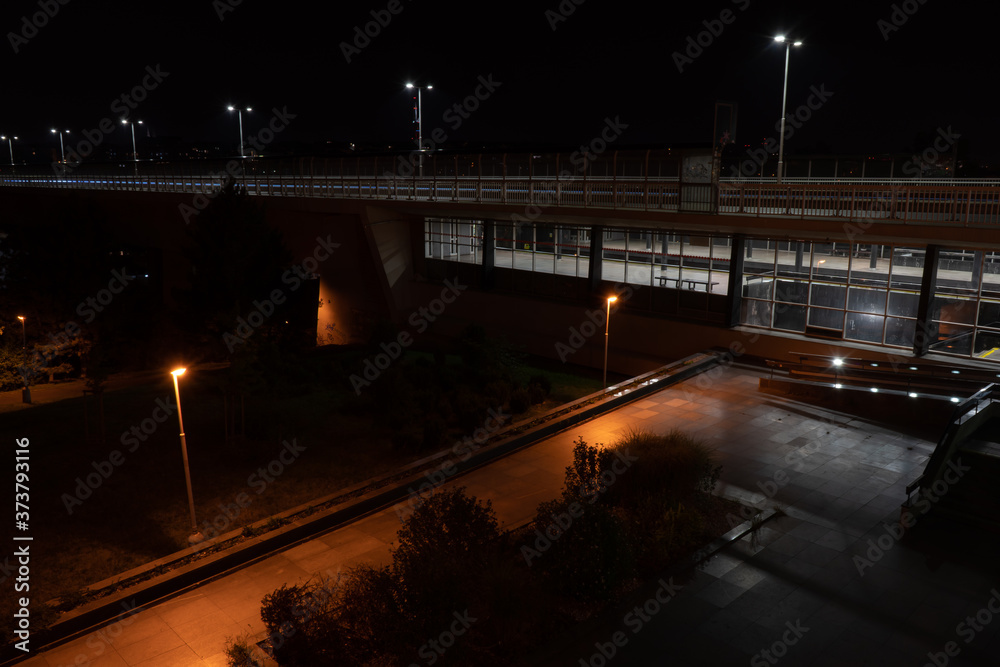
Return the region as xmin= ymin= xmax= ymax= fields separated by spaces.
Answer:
xmin=0 ymin=0 xmax=993 ymax=158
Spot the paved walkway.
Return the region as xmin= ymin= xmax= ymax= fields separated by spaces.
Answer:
xmin=16 ymin=366 xmax=1000 ymax=666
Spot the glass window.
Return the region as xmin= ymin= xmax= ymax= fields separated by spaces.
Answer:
xmin=845 ymin=313 xmax=884 ymax=343
xmin=848 ymin=287 xmax=887 ymax=314
xmin=775 ymin=280 xmax=808 ymax=304
xmin=808 ymin=308 xmax=844 ymax=331
xmin=810 ymin=283 xmax=846 ymax=309
xmin=774 ymin=303 xmax=807 ymax=332
xmin=884 ymin=317 xmax=916 ymax=347
xmin=741 ymin=300 xmax=772 ymax=327
xmin=932 ymin=296 xmax=977 ymax=325
xmin=887 ymin=291 xmax=920 ymax=318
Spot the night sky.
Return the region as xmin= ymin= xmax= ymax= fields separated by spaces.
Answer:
xmin=0 ymin=0 xmax=994 ymax=159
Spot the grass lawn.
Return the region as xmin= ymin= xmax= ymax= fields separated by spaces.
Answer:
xmin=1 ymin=350 xmax=604 ymax=630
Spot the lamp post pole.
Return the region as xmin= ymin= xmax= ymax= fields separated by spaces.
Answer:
xmin=604 ymin=296 xmax=617 ymax=388
xmin=228 ymin=106 xmax=252 ymax=157
xmin=1 ymin=135 xmax=16 ymax=165
xmin=405 ymin=83 xmax=432 ymax=177
xmin=774 ymin=36 xmax=801 ymax=184
xmin=17 ymin=316 xmax=29 ymax=404
xmin=171 ymin=368 xmax=202 ymax=543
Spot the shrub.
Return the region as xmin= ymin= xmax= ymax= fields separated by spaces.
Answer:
xmin=509 ymin=387 xmax=531 ymax=414
xmin=562 ymin=436 xmax=617 ymax=504
xmin=333 ymin=564 xmax=409 ymax=665
xmin=629 ymin=498 xmax=707 ymax=573
xmin=604 ymin=428 xmax=720 ymax=508
xmin=530 ymin=498 xmax=634 ymax=601
xmin=391 ymin=488 xmax=501 ymax=625
xmin=224 ymin=633 xmax=263 ymax=667
xmin=260 ymin=577 xmax=341 ymax=666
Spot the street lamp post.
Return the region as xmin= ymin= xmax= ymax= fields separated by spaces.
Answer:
xmin=121 ymin=119 xmax=143 ymax=169
xmin=774 ymin=36 xmax=802 ymax=184
xmin=405 ymin=83 xmax=432 ymax=177
xmin=171 ymin=368 xmax=203 ymax=544
xmin=50 ymin=129 xmax=70 ymax=164
xmin=604 ymin=296 xmax=617 ymax=388
xmin=227 ymin=105 xmax=252 ymax=157
xmin=1 ymin=135 xmax=16 ymax=165
xmin=17 ymin=316 xmax=29 ymax=404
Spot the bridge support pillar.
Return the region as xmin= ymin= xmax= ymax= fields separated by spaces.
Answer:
xmin=726 ymin=236 xmax=746 ymax=328
xmin=589 ymin=226 xmax=604 ymax=292
xmin=913 ymin=245 xmax=941 ymax=357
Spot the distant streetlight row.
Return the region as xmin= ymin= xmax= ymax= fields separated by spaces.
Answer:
xmin=9 ymin=57 xmax=797 ymax=167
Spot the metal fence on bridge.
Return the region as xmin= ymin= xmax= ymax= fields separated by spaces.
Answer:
xmin=2 ymin=151 xmax=1000 ymax=226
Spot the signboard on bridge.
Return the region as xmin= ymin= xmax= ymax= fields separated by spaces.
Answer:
xmin=679 ymin=149 xmax=718 ymax=214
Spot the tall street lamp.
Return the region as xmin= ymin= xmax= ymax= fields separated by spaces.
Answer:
xmin=1 ymin=135 xmax=16 ymax=165
xmin=121 ymin=119 xmax=143 ymax=166
xmin=171 ymin=368 xmax=203 ymax=544
xmin=227 ymin=105 xmax=251 ymax=158
xmin=774 ymin=36 xmax=802 ymax=184
xmin=50 ymin=129 xmax=70 ymax=164
xmin=17 ymin=316 xmax=29 ymax=404
xmin=405 ymin=82 xmax=432 ymax=178
xmin=604 ymin=296 xmax=617 ymax=388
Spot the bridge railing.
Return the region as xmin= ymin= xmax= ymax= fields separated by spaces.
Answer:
xmin=3 ymin=165 xmax=1000 ymax=225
